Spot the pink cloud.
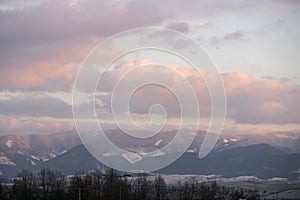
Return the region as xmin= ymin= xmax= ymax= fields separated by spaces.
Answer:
xmin=2 ymin=60 xmax=297 ymax=126
xmin=0 ymin=62 xmax=77 ymax=90
xmin=8 ymin=118 xmax=22 ymax=129
xmin=96 ymin=62 xmax=300 ymax=124
xmin=222 ymin=72 xmax=300 ymax=124
xmin=0 ymin=0 xmax=167 ymax=90
xmin=0 ymin=65 xmax=299 ymax=135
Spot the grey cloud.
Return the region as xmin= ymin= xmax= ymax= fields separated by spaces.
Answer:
xmin=224 ymin=31 xmax=245 ymax=41
xmin=209 ymin=30 xmax=246 ymax=48
xmin=166 ymin=22 xmax=190 ymax=33
xmin=0 ymin=0 xmax=42 ymax=11
xmin=0 ymin=93 xmax=72 ymax=118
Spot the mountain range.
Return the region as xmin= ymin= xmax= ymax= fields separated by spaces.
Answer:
xmin=0 ymin=129 xmax=300 ymax=181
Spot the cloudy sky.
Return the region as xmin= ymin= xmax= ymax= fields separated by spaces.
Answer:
xmin=0 ymin=0 xmax=299 ymax=135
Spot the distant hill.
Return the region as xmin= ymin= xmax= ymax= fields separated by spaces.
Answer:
xmin=37 ymin=144 xmax=103 ymax=174
xmin=158 ymin=144 xmax=300 ymax=179
xmin=30 ymin=143 xmax=300 ymax=180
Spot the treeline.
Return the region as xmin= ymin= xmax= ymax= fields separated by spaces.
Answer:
xmin=0 ymin=168 xmax=260 ymax=200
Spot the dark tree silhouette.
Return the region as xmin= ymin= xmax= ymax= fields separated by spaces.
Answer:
xmin=2 ymin=168 xmax=261 ymax=200
xmin=13 ymin=169 xmax=37 ymax=200
xmin=154 ymin=175 xmax=166 ymax=200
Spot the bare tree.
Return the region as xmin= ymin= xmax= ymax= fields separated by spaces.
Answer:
xmin=37 ymin=168 xmax=66 ymax=200
xmin=154 ymin=175 xmax=166 ymax=200
xmin=132 ymin=173 xmax=150 ymax=200
xmin=13 ymin=169 xmax=37 ymax=200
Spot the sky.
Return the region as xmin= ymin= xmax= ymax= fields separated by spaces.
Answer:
xmin=0 ymin=0 xmax=299 ymax=136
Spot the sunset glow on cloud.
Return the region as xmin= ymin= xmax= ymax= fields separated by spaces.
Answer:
xmin=0 ymin=0 xmax=299 ymax=135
